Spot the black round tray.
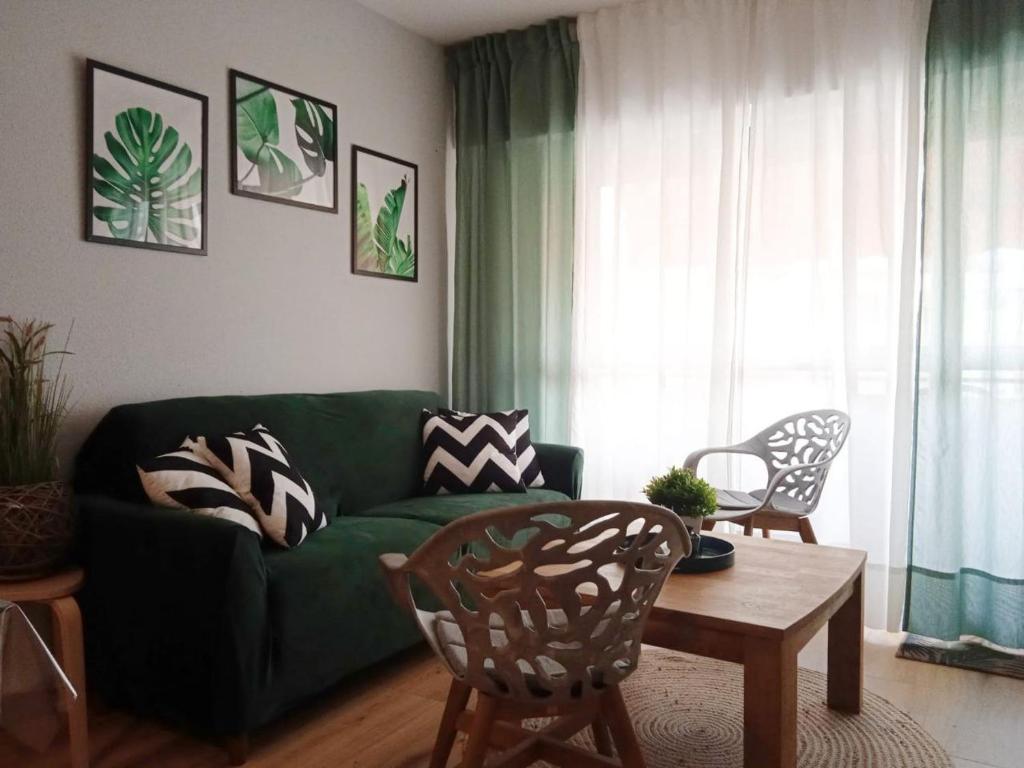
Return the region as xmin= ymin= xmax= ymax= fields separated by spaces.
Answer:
xmin=674 ymin=534 xmax=735 ymax=574
xmin=618 ymin=532 xmax=736 ymax=574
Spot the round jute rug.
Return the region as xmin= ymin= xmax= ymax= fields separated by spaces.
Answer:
xmin=545 ymin=647 xmax=952 ymax=768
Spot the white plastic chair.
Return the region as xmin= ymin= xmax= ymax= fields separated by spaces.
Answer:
xmin=684 ymin=410 xmax=851 ymax=543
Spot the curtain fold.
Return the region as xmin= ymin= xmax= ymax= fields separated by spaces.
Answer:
xmin=448 ymin=20 xmax=579 ymax=442
xmin=571 ymin=0 xmax=928 ymax=629
xmin=906 ymin=0 xmax=1024 ymax=649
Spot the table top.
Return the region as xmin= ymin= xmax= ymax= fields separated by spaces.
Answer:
xmin=0 ymin=568 xmax=84 ymax=602
xmin=652 ymin=533 xmax=865 ymax=641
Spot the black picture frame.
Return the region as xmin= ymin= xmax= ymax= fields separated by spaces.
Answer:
xmin=229 ymin=69 xmax=339 ymax=213
xmin=85 ymin=59 xmax=209 ymax=256
xmin=350 ymin=144 xmax=419 ymax=283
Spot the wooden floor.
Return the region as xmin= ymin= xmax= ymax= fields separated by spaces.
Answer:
xmin=1 ymin=628 xmax=1021 ymax=768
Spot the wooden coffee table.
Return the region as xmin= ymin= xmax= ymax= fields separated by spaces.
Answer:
xmin=642 ymin=533 xmax=866 ymax=768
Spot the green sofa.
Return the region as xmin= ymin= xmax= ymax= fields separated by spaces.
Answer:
xmin=74 ymin=389 xmax=582 ymax=745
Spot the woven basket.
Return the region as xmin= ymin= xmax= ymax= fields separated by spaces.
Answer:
xmin=0 ymin=481 xmax=73 ymax=580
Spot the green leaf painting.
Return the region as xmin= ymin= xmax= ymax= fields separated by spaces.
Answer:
xmin=91 ymin=107 xmax=202 ymax=247
xmin=355 ymin=176 xmax=415 ymax=278
xmin=355 ymin=183 xmax=376 ymax=270
xmin=292 ymin=97 xmax=335 ymax=177
xmin=235 ymin=80 xmax=279 ymax=162
xmin=232 ymin=73 xmax=336 ymax=209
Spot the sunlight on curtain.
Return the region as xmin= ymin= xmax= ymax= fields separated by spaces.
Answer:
xmin=571 ymin=0 xmax=928 ymax=628
xmin=907 ymin=0 xmax=1024 ymax=649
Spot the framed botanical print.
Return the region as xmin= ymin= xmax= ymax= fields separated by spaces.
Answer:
xmin=351 ymin=145 xmax=418 ymax=282
xmin=230 ymin=70 xmax=338 ymax=212
xmin=86 ymin=59 xmax=208 ymax=255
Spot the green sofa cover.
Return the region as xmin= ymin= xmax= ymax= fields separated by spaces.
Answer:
xmin=74 ymin=390 xmax=583 ymax=740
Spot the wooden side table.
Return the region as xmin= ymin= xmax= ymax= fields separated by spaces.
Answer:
xmin=0 ymin=568 xmax=88 ymax=768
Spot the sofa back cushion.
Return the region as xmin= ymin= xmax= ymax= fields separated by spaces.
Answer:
xmin=75 ymin=389 xmax=441 ymax=516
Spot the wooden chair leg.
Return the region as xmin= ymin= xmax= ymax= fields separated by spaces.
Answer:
xmin=431 ymin=679 xmax=472 ymax=768
xmin=742 ymin=518 xmax=754 ymax=536
xmin=591 ymin=712 xmax=614 ymax=756
xmin=601 ymin=686 xmax=645 ymax=768
xmin=224 ymin=733 xmax=249 ymax=765
xmin=797 ymin=517 xmax=818 ymax=544
xmin=700 ymin=519 xmax=716 ymax=532
xmin=761 ymin=528 xmax=771 ymax=539
xmin=50 ymin=596 xmax=88 ymax=768
xmin=461 ymin=692 xmax=499 ymax=768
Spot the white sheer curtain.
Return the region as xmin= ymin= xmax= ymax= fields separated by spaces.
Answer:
xmin=570 ymin=0 xmax=928 ymax=629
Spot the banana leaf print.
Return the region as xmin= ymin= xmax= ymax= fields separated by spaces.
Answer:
xmin=354 ymin=183 xmax=378 ymax=271
xmin=355 ymin=176 xmax=415 ymax=278
xmin=91 ymin=107 xmax=202 ymax=246
xmin=387 ymin=234 xmax=416 ymax=278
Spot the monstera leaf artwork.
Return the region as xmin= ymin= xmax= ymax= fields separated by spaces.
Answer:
xmin=351 ymin=146 xmax=418 ymax=282
xmin=230 ymin=71 xmax=337 ymax=212
xmin=86 ymin=60 xmax=208 ymax=255
xmin=92 ymin=108 xmax=202 ymax=245
xmin=292 ymin=97 xmax=335 ymax=178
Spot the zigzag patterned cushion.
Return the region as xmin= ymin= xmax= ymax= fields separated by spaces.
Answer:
xmin=137 ymin=444 xmax=262 ymax=537
xmin=441 ymin=408 xmax=545 ymax=488
xmin=511 ymin=410 xmax=545 ymax=488
xmin=422 ymin=410 xmax=527 ymax=495
xmin=190 ymin=424 xmax=326 ymax=548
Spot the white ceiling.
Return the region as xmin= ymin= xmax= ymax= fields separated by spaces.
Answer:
xmin=355 ymin=0 xmax=626 ymax=45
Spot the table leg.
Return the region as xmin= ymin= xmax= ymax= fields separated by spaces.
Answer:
xmin=827 ymin=571 xmax=864 ymax=713
xmin=743 ymin=637 xmax=797 ymax=768
xmin=51 ymin=596 xmax=88 ymax=768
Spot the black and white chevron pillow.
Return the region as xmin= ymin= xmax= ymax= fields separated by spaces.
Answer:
xmin=441 ymin=408 xmax=545 ymax=488
xmin=511 ymin=410 xmax=545 ymax=488
xmin=137 ymin=444 xmax=262 ymax=537
xmin=190 ymin=424 xmax=326 ymax=548
xmin=422 ymin=410 xmax=526 ymax=495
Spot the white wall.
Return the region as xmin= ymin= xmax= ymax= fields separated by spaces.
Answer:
xmin=0 ymin=0 xmax=448 ymax=469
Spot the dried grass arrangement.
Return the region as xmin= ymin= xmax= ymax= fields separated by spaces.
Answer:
xmin=0 ymin=317 xmax=74 ymax=578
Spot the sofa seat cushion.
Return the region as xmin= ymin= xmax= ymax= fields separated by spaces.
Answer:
xmin=259 ymin=515 xmax=438 ymax=715
xmin=359 ymin=488 xmax=569 ymax=527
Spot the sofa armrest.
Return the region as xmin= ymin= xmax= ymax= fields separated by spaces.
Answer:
xmin=78 ymin=495 xmax=268 ymax=737
xmin=534 ymin=443 xmax=584 ymax=500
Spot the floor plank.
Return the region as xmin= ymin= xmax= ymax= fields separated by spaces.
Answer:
xmin=2 ymin=631 xmax=1021 ymax=767
xmin=798 ymin=629 xmax=1024 ymax=768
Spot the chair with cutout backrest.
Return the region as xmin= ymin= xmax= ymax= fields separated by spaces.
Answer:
xmin=685 ymin=410 xmax=851 ymax=543
xmin=379 ymin=500 xmax=690 ymax=768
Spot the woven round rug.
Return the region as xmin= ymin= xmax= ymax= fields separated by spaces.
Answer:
xmin=538 ymin=647 xmax=952 ymax=768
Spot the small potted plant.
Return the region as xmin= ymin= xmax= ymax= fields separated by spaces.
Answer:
xmin=0 ymin=318 xmax=74 ymax=579
xmin=643 ymin=466 xmax=717 ymax=557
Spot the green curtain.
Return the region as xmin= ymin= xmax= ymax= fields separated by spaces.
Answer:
xmin=907 ymin=0 xmax=1024 ymax=649
xmin=448 ymin=20 xmax=578 ymax=442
